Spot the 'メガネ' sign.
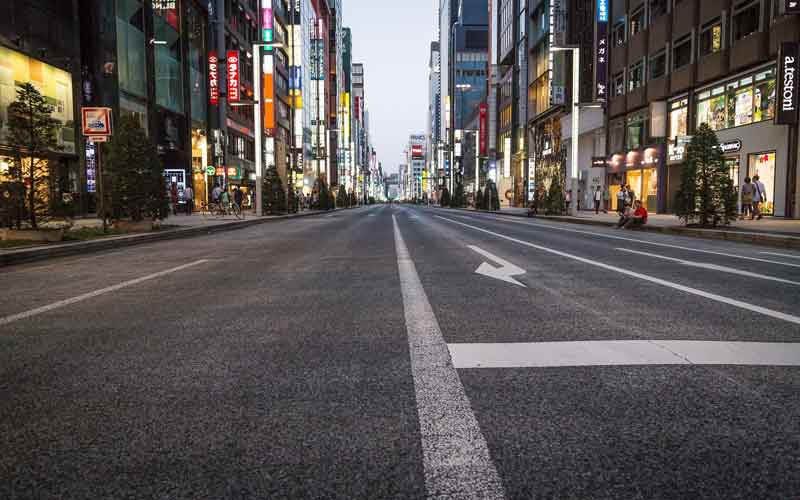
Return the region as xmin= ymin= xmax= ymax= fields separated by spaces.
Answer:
xmin=776 ymin=42 xmax=799 ymax=125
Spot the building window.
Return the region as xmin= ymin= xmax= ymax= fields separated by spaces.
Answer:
xmin=668 ymin=98 xmax=688 ymax=139
xmin=732 ymin=0 xmax=761 ymax=41
xmin=699 ymin=18 xmax=723 ymax=57
xmin=116 ymin=0 xmax=147 ymax=98
xmin=628 ymin=61 xmax=644 ymax=91
xmin=612 ymin=71 xmax=625 ymax=97
xmin=613 ymin=19 xmax=626 ymax=46
xmin=649 ymin=50 xmax=667 ymax=79
xmin=695 ymin=67 xmax=775 ymax=131
xmin=630 ymin=6 xmax=645 ymax=37
xmin=609 ymin=118 xmax=625 ymax=152
xmin=152 ymin=0 xmax=184 ymax=113
xmin=648 ymin=0 xmax=668 ymax=23
xmin=672 ymin=35 xmax=692 ymax=69
xmin=626 ymin=112 xmax=648 ymax=150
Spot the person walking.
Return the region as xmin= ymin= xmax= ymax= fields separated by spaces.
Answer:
xmin=233 ymin=186 xmax=244 ymax=211
xmin=616 ymin=184 xmax=627 ymax=215
xmin=212 ymin=184 xmax=222 ymax=204
xmin=594 ymin=186 xmax=602 ymax=214
xmin=626 ymin=184 xmax=635 ymax=208
xmin=170 ymin=182 xmax=179 ymax=216
xmin=752 ymin=175 xmax=766 ymax=220
xmin=602 ymin=186 xmax=610 ymax=213
xmin=565 ymin=189 xmax=572 ymax=213
xmin=740 ymin=177 xmax=754 ymax=220
xmin=183 ymin=184 xmax=194 ymax=216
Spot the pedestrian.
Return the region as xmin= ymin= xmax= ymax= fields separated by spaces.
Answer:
xmin=594 ymin=186 xmax=602 ymax=214
xmin=752 ymin=175 xmax=766 ymax=220
xmin=602 ymin=186 xmax=610 ymax=213
xmin=170 ymin=182 xmax=179 ymax=216
xmin=616 ymin=199 xmax=648 ymax=229
xmin=212 ymin=184 xmax=222 ymax=204
xmin=565 ymin=189 xmax=572 ymax=212
xmin=183 ymin=184 xmax=194 ymax=215
xmin=233 ymin=185 xmax=243 ymax=210
xmin=577 ymin=190 xmax=582 ymax=211
xmin=740 ymin=177 xmax=754 ymax=220
xmin=616 ymin=184 xmax=627 ymax=215
xmin=626 ymin=184 xmax=635 ymax=208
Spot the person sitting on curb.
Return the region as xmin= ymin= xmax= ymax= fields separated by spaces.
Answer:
xmin=616 ymin=200 xmax=648 ymax=229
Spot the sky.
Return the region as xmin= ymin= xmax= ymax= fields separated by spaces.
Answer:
xmin=343 ymin=1 xmax=438 ymax=175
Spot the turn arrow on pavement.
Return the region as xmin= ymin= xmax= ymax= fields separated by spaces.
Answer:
xmin=468 ymin=245 xmax=527 ymax=288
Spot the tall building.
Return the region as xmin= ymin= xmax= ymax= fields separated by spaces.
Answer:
xmin=340 ymin=27 xmax=353 ymax=192
xmin=408 ymin=134 xmax=427 ymax=200
xmin=605 ymin=0 xmax=800 ymax=217
xmin=427 ymin=41 xmax=441 ymax=195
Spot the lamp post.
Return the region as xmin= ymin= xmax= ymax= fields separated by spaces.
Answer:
xmin=238 ymin=42 xmax=283 ymax=217
xmin=549 ymin=45 xmax=580 ymax=216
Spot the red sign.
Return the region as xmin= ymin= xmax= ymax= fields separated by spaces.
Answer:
xmin=227 ymin=50 xmax=240 ymax=103
xmin=411 ymin=145 xmax=424 ymax=159
xmin=209 ymin=51 xmax=219 ymax=105
xmin=215 ymin=167 xmax=225 ymax=176
xmin=479 ymin=103 xmax=488 ymax=156
xmin=81 ymin=107 xmax=113 ymax=136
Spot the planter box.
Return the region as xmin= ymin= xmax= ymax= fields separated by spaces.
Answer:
xmin=0 ymin=228 xmax=65 ymax=242
xmin=113 ymin=220 xmax=154 ymax=233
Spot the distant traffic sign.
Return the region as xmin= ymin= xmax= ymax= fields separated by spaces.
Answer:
xmin=81 ymin=107 xmax=112 ymax=136
xmin=206 ymin=166 xmax=216 ymax=176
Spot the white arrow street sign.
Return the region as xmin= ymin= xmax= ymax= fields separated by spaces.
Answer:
xmin=468 ymin=245 xmax=527 ymax=287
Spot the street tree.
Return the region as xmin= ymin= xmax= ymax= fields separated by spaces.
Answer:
xmin=337 ymin=184 xmax=349 ymax=208
xmin=451 ymin=182 xmax=466 ymax=208
xmin=7 ymin=82 xmax=61 ymax=229
xmin=103 ymin=115 xmax=167 ymax=221
xmin=483 ymin=181 xmax=499 ymax=211
xmin=262 ymin=163 xmax=287 ymax=214
xmin=475 ymin=188 xmax=485 ymax=210
xmin=440 ymin=187 xmax=450 ymax=207
xmin=675 ymin=123 xmax=738 ymax=226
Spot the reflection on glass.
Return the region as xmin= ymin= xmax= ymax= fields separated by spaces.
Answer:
xmin=748 ymin=152 xmax=775 ymax=216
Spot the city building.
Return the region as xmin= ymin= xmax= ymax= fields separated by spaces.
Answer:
xmin=605 ymin=0 xmax=800 ymax=217
xmin=427 ymin=41 xmax=441 ymax=197
xmin=408 ymin=134 xmax=427 ymax=200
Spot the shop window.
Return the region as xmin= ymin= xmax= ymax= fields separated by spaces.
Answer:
xmin=725 ymin=158 xmax=740 ymax=188
xmin=153 ymin=0 xmax=184 ymax=113
xmin=733 ymin=0 xmax=761 ymax=41
xmin=116 ymin=0 xmax=146 ymax=98
xmin=695 ymin=68 xmax=775 ymax=131
xmin=648 ymin=0 xmax=668 ymax=23
xmin=649 ymin=50 xmax=667 ymax=80
xmin=628 ymin=61 xmax=644 ymax=92
xmin=672 ymin=35 xmax=692 ymax=69
xmin=668 ymin=98 xmax=688 ymax=138
xmin=626 ymin=113 xmax=647 ymax=150
xmin=748 ymin=152 xmax=775 ymax=215
xmin=613 ymin=20 xmax=626 ymax=46
xmin=612 ymin=71 xmax=625 ymax=97
xmin=699 ymin=18 xmax=723 ymax=57
xmin=630 ymin=7 xmax=645 ymax=37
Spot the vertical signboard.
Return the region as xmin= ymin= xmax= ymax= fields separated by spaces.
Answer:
xmin=209 ymin=51 xmax=219 ymax=105
xmin=479 ymin=103 xmax=488 ymax=156
xmin=263 ymin=54 xmax=275 ymax=130
xmin=261 ymin=1 xmax=273 ymax=43
xmin=595 ymin=0 xmax=609 ymax=102
xmin=227 ymin=50 xmax=240 ymax=103
xmin=776 ymin=42 xmax=799 ymax=125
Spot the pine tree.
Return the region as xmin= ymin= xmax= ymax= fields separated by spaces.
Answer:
xmin=349 ymin=191 xmax=357 ymax=207
xmin=475 ymin=188 xmax=485 ymax=210
xmin=103 ymin=115 xmax=167 ymax=221
xmin=316 ymin=179 xmax=331 ymax=210
xmin=545 ymin=169 xmax=564 ymax=215
xmin=451 ymin=182 xmax=465 ymax=208
xmin=675 ymin=123 xmax=737 ymax=226
xmin=483 ymin=181 xmax=500 ymax=211
xmin=440 ymin=187 xmax=450 ymax=207
xmin=7 ymin=83 xmax=62 ymax=229
xmin=262 ymin=163 xmax=286 ymax=214
xmin=337 ymin=184 xmax=349 ymax=208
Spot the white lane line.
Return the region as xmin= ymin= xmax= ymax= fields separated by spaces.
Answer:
xmin=617 ymin=248 xmax=800 ymax=286
xmin=453 ymin=212 xmax=800 ymax=269
xmin=448 ymin=341 xmax=800 ymax=368
xmin=761 ymin=251 xmax=800 ymax=260
xmin=393 ymin=215 xmax=506 ymax=499
xmin=436 ymin=216 xmax=800 ymax=326
xmin=0 ymin=260 xmax=209 ymax=327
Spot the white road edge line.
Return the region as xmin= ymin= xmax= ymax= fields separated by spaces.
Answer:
xmin=452 ymin=212 xmax=800 ymax=269
xmin=0 ymin=260 xmax=209 ymax=327
xmin=393 ymin=215 xmax=506 ymax=499
xmin=761 ymin=251 xmax=800 ymax=260
xmin=448 ymin=341 xmax=800 ymax=368
xmin=435 ymin=215 xmax=800 ymax=326
xmin=617 ymin=248 xmax=800 ymax=286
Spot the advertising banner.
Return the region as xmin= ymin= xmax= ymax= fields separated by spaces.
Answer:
xmin=595 ymin=0 xmax=609 ymax=102
xmin=776 ymin=42 xmax=799 ymax=125
xmin=81 ymin=107 xmax=112 ymax=136
xmin=479 ymin=103 xmax=487 ymax=155
xmin=209 ymin=51 xmax=219 ymax=105
xmin=227 ymin=50 xmax=240 ymax=103
xmin=263 ymin=55 xmax=275 ymax=130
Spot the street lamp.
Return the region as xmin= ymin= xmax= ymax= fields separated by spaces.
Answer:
xmin=251 ymin=42 xmax=283 ymax=216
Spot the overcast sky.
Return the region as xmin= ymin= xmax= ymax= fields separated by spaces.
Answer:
xmin=343 ymin=1 xmax=437 ymax=174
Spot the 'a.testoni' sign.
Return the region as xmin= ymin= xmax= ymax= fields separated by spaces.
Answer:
xmin=776 ymin=42 xmax=799 ymax=125
xmin=208 ymin=51 xmax=219 ymax=105
xmin=227 ymin=50 xmax=240 ymax=103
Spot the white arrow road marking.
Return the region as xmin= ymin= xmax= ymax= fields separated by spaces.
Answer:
xmin=448 ymin=341 xmax=800 ymax=369
xmin=0 ymin=260 xmax=209 ymax=327
xmin=468 ymin=245 xmax=527 ymax=287
xmin=618 ymin=248 xmax=800 ymax=286
xmin=436 ymin=215 xmax=800 ymax=326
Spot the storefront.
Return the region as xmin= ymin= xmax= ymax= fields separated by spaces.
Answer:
xmin=607 ymin=146 xmax=663 ymax=213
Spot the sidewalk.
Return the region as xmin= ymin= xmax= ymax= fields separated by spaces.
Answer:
xmin=0 ymin=208 xmax=329 ymax=267
xmin=452 ymin=206 xmax=800 ymax=249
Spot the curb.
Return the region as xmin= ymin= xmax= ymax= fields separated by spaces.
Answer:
xmin=0 ymin=208 xmax=350 ymax=267
xmin=443 ymin=207 xmax=800 ymax=250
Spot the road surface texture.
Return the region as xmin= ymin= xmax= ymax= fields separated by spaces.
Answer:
xmin=2 ymin=204 xmax=798 ymax=499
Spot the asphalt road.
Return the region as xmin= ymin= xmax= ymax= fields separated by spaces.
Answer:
xmin=1 ymin=204 xmax=798 ymax=499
